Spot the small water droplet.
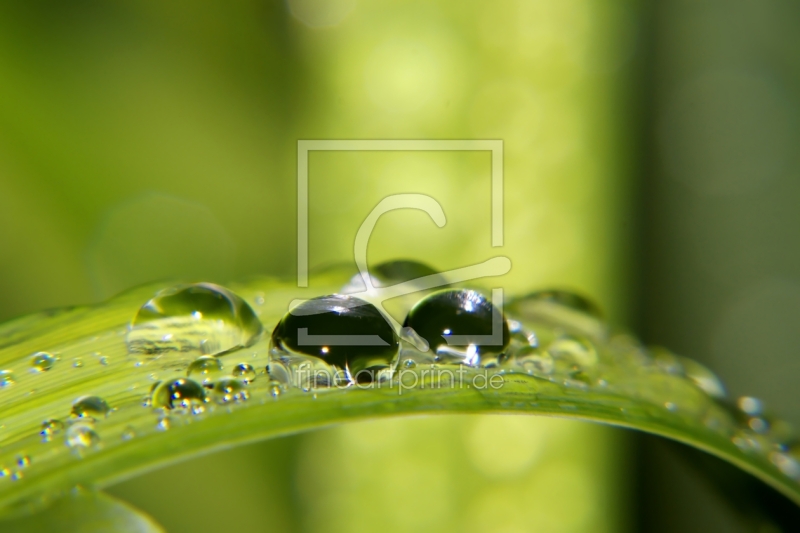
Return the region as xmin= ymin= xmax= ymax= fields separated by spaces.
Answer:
xmin=30 ymin=352 xmax=56 ymax=372
xmin=665 ymin=402 xmax=678 ymax=412
xmin=151 ymin=378 xmax=207 ymax=410
xmin=71 ymin=396 xmax=111 ymax=419
xmin=508 ymin=289 xmax=606 ymax=340
xmin=186 ymin=356 xmax=224 ymax=385
xmin=157 ymin=417 xmax=171 ymax=431
xmin=679 ymin=356 xmax=727 ymax=399
xmin=128 ymin=283 xmax=263 ymax=357
xmin=16 ymin=456 xmax=30 ymax=468
xmin=231 ymin=363 xmax=256 ymax=383
xmin=212 ymin=377 xmax=249 ymax=404
xmin=41 ymin=419 xmax=65 ymax=442
xmin=516 ymin=346 xmax=554 ymax=376
xmin=121 ymin=426 xmax=136 ymax=441
xmin=99 ymin=356 xmax=109 ymax=366
xmin=771 ymin=451 xmax=800 ymax=480
xmin=66 ymin=423 xmax=101 ymax=449
xmin=738 ymin=396 xmax=763 ymax=417
xmin=0 ymin=370 xmax=14 ymax=388
xmin=10 ymin=471 xmax=23 ymax=481
xmin=73 ymin=358 xmax=84 ymax=368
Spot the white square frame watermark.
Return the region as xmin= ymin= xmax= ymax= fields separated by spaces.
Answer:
xmin=296 ymin=139 xmax=504 ymax=287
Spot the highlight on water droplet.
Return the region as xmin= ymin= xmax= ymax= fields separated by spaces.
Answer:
xmin=30 ymin=351 xmax=56 ymax=372
xmin=151 ymin=378 xmax=207 ymax=410
xmin=71 ymin=396 xmax=112 ymax=419
xmin=231 ymin=363 xmax=256 ymax=383
xmin=127 ymin=283 xmax=263 ymax=357
xmin=186 ymin=356 xmax=224 ymax=385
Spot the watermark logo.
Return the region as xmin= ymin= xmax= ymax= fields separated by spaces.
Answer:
xmin=294 ymin=139 xmax=509 ymax=349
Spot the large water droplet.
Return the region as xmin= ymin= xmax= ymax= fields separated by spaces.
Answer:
xmin=341 ymin=260 xmax=447 ymax=293
xmin=127 ymin=283 xmax=263 ymax=357
xmin=547 ymin=335 xmax=598 ymax=368
xmin=71 ymin=396 xmax=112 ymax=419
xmin=151 ymin=378 xmax=207 ymax=410
xmin=66 ymin=422 xmax=100 ymax=449
xmin=403 ymin=289 xmax=509 ymax=366
xmin=30 ymin=352 xmax=56 ymax=372
xmin=271 ymin=294 xmax=399 ymax=375
xmin=186 ymin=356 xmax=225 ymax=385
xmin=507 ymin=289 xmax=606 ymax=340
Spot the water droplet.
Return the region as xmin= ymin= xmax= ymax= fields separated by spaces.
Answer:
xmin=30 ymin=352 xmax=56 ymax=372
xmin=508 ymin=289 xmax=606 ymax=340
xmin=71 ymin=396 xmax=111 ymax=419
xmin=665 ymin=402 xmax=678 ymax=412
xmin=272 ymin=294 xmax=399 ymax=374
xmin=121 ymin=426 xmax=136 ymax=441
xmin=771 ymin=451 xmax=800 ymax=480
xmin=99 ymin=356 xmax=109 ymax=366
xmin=515 ymin=346 xmax=554 ymax=376
xmin=546 ymin=334 xmax=598 ymax=369
xmin=151 ymin=378 xmax=207 ymax=410
xmin=10 ymin=471 xmax=23 ymax=481
xmin=186 ymin=356 xmax=224 ymax=385
xmin=128 ymin=283 xmax=263 ymax=356
xmin=342 ymin=260 xmax=447 ymax=293
xmin=231 ymin=363 xmax=256 ymax=383
xmin=212 ymin=378 xmax=249 ymax=404
xmin=678 ymin=356 xmax=727 ymax=399
xmin=66 ymin=422 xmax=100 ymax=449
xmin=0 ymin=370 xmax=14 ymax=388
xmin=16 ymin=456 xmax=30 ymax=468
xmin=41 ymin=419 xmax=65 ymax=442
xmin=157 ymin=417 xmax=171 ymax=431
xmin=738 ymin=396 xmax=763 ymax=416
xmin=403 ymin=289 xmax=509 ymax=365
xmin=515 ymin=289 xmax=602 ymax=317
xmin=73 ymin=358 xmax=84 ymax=368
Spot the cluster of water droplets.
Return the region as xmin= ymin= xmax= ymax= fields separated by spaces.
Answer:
xmin=1 ymin=260 xmax=799 ymax=492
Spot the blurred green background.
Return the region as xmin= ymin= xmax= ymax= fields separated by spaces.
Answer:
xmin=0 ymin=1 xmax=798 ymax=531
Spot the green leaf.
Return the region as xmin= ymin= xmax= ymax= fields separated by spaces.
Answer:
xmin=0 ymin=273 xmax=798 ymax=520
xmin=0 ymin=488 xmax=164 ymax=533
